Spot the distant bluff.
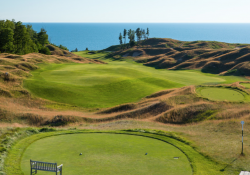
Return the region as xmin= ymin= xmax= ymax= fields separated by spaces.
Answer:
xmin=106 ymin=38 xmax=250 ymax=76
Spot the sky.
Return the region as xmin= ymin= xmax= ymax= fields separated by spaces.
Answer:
xmin=1 ymin=0 xmax=250 ymax=23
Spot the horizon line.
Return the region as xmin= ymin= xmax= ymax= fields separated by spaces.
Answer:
xmin=21 ymin=22 xmax=250 ymax=24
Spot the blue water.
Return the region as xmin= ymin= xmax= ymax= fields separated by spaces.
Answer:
xmin=23 ymin=23 xmax=250 ymax=51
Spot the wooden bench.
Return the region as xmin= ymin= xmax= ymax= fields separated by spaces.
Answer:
xmin=30 ymin=160 xmax=63 ymax=175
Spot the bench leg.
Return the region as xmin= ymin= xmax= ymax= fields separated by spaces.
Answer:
xmin=30 ymin=169 xmax=36 ymax=175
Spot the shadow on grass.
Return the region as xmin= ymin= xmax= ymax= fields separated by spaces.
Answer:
xmin=220 ymin=155 xmax=241 ymax=172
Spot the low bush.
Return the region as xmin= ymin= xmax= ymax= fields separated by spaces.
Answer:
xmin=39 ymin=47 xmax=51 ymax=55
xmin=39 ymin=127 xmax=56 ymax=132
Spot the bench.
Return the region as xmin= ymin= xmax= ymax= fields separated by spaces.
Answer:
xmin=30 ymin=160 xmax=63 ymax=175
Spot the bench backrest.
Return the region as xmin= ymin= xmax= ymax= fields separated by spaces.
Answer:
xmin=30 ymin=160 xmax=57 ymax=172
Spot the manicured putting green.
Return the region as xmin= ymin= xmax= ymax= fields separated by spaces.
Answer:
xmin=200 ymin=87 xmax=244 ymax=101
xmin=24 ymin=60 xmax=247 ymax=108
xmin=240 ymin=83 xmax=250 ymax=88
xmin=21 ymin=133 xmax=192 ymax=175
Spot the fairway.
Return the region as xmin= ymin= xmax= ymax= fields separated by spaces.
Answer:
xmin=199 ymin=87 xmax=245 ymax=101
xmin=23 ymin=60 xmax=246 ymax=108
xmin=21 ymin=133 xmax=192 ymax=175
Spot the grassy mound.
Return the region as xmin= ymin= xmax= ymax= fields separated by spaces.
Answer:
xmin=197 ymin=87 xmax=247 ymax=101
xmin=23 ymin=60 xmax=242 ymax=108
xmin=21 ymin=133 xmax=192 ymax=175
xmin=156 ymin=103 xmax=218 ymax=124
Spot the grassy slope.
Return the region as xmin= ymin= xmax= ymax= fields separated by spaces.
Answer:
xmin=21 ymin=133 xmax=192 ymax=175
xmin=23 ymin=56 xmax=246 ymax=108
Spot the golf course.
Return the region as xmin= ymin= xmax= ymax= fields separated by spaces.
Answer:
xmin=1 ymin=38 xmax=250 ymax=175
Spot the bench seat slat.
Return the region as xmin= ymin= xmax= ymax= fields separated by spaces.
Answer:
xmin=30 ymin=160 xmax=62 ymax=174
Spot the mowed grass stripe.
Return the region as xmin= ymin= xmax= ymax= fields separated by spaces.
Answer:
xmin=24 ymin=61 xmax=247 ymax=108
xmin=21 ymin=133 xmax=192 ymax=175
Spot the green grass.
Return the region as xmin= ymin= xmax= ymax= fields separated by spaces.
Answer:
xmin=197 ymin=87 xmax=246 ymax=101
xmin=23 ymin=63 xmax=183 ymax=108
xmin=74 ymin=51 xmax=109 ymax=59
xmin=23 ymin=58 xmax=248 ymax=108
xmin=21 ymin=133 xmax=192 ymax=175
xmin=5 ymin=130 xmax=235 ymax=175
xmin=240 ymin=83 xmax=250 ymax=88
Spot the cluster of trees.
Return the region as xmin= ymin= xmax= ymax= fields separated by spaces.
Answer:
xmin=0 ymin=19 xmax=50 ymax=55
xmin=119 ymin=28 xmax=149 ymax=48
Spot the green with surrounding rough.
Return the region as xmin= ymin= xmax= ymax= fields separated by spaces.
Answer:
xmin=21 ymin=133 xmax=192 ymax=175
xmin=197 ymin=87 xmax=246 ymax=101
xmin=23 ymin=55 xmax=247 ymax=108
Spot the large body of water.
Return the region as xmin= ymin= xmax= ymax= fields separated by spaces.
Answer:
xmin=23 ymin=23 xmax=250 ymax=51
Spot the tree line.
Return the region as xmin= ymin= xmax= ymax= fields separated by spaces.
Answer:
xmin=0 ymin=19 xmax=50 ymax=55
xmin=119 ymin=28 xmax=149 ymax=48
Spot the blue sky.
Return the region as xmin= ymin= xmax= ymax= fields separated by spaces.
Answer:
xmin=1 ymin=0 xmax=250 ymax=23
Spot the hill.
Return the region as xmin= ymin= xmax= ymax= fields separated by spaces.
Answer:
xmin=0 ymin=44 xmax=104 ymax=99
xmin=107 ymin=38 xmax=250 ymax=76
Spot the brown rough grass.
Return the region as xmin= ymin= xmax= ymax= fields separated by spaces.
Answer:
xmin=110 ymin=38 xmax=250 ymax=76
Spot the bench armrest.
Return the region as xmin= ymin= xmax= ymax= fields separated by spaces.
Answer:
xmin=57 ymin=164 xmax=63 ymax=169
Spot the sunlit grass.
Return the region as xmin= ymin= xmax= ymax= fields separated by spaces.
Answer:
xmin=24 ymin=55 xmax=248 ymax=108
xmin=21 ymin=133 xmax=192 ymax=175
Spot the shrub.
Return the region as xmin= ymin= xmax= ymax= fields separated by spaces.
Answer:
xmin=0 ymin=146 xmax=7 ymax=153
xmin=59 ymin=44 xmax=68 ymax=51
xmin=39 ymin=47 xmax=51 ymax=55
xmin=39 ymin=127 xmax=56 ymax=132
xmin=226 ymin=69 xmax=238 ymax=75
xmin=130 ymin=41 xmax=136 ymax=47
xmin=26 ymin=128 xmax=39 ymax=134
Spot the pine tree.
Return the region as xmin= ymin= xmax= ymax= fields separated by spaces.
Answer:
xmin=128 ymin=29 xmax=135 ymax=44
xmin=0 ymin=28 xmax=14 ymax=53
xmin=123 ymin=29 xmax=127 ymax=44
xmin=37 ymin=28 xmax=49 ymax=47
xmin=146 ymin=28 xmax=149 ymax=39
xmin=119 ymin=33 xmax=123 ymax=45
xmin=142 ymin=29 xmax=146 ymax=40
xmin=13 ymin=22 xmax=31 ymax=54
xmin=136 ymin=28 xmax=141 ymax=43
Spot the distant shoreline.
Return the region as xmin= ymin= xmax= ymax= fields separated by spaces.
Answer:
xmin=24 ymin=23 xmax=250 ymax=51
